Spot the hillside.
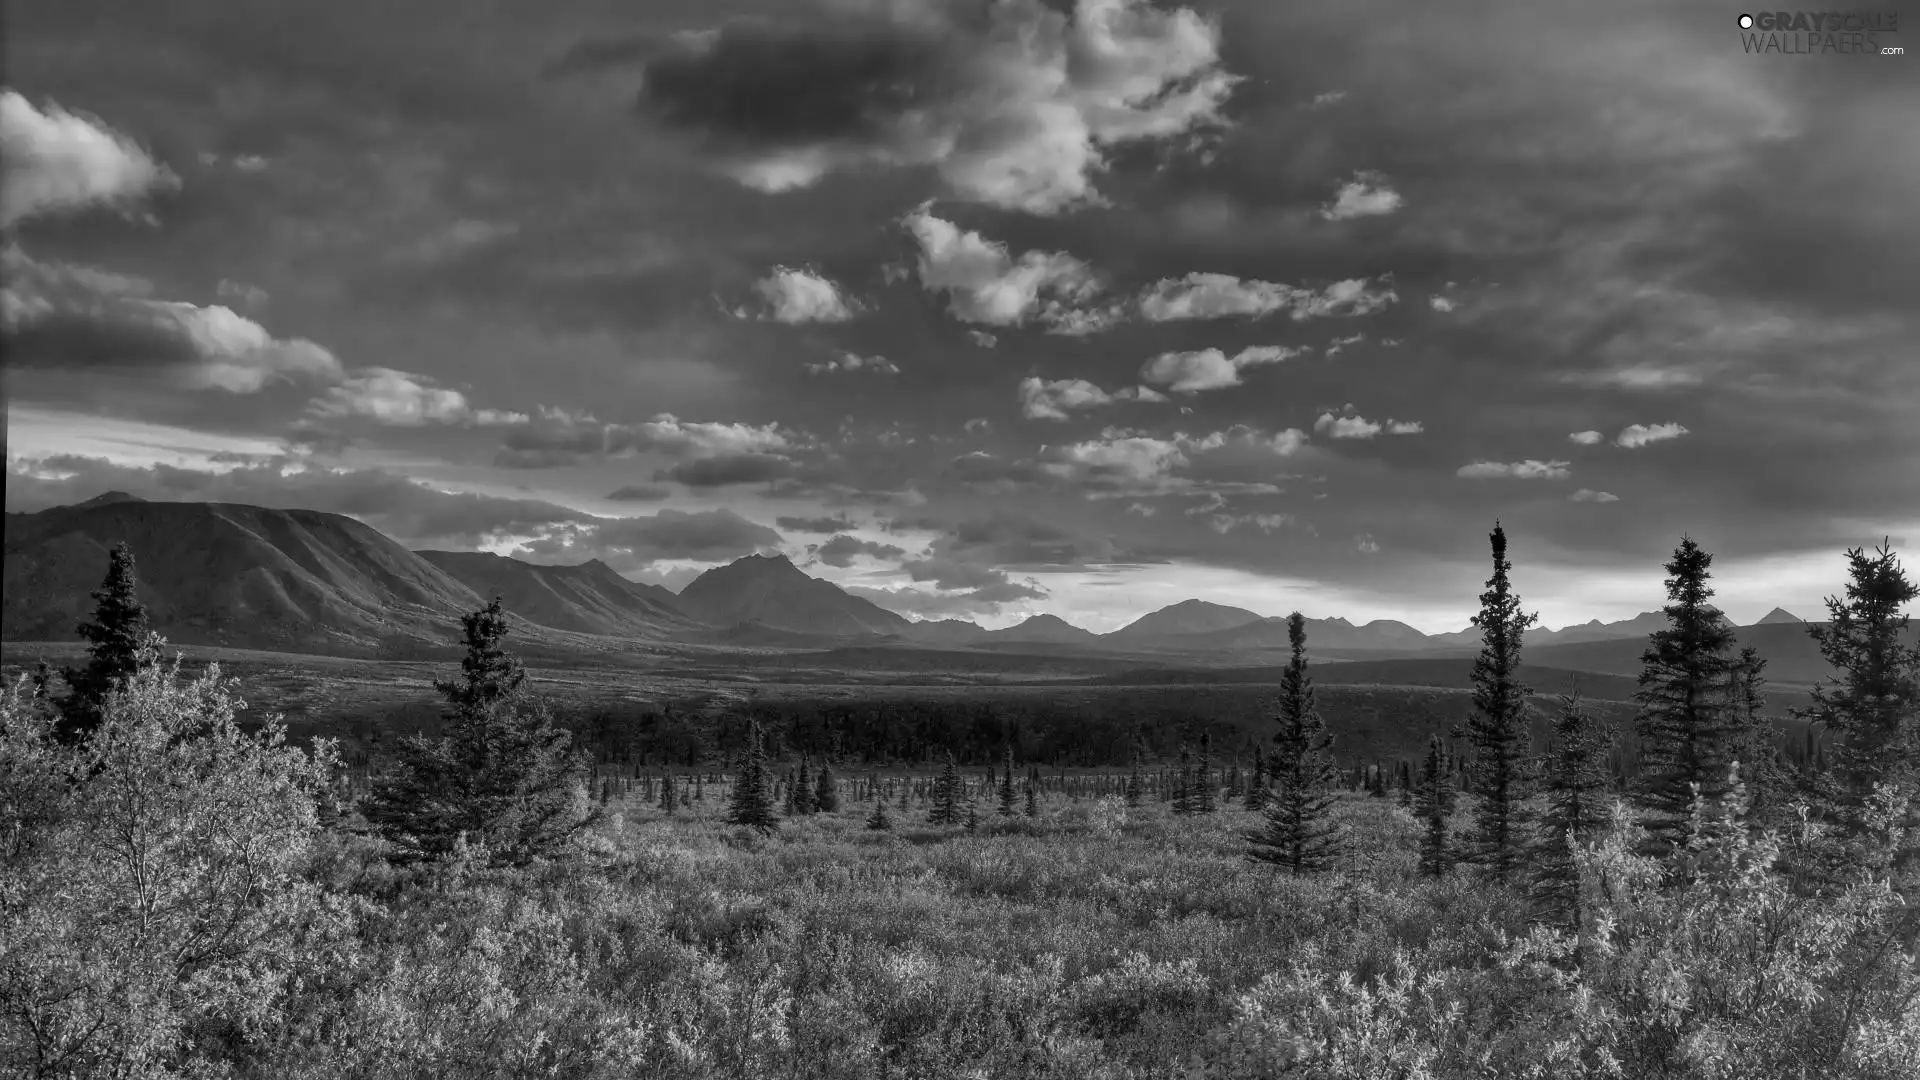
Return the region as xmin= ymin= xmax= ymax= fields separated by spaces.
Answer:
xmin=416 ymin=550 xmax=694 ymax=638
xmin=4 ymin=499 xmax=489 ymax=654
xmin=991 ymin=613 xmax=1101 ymax=644
xmin=675 ymin=553 xmax=911 ymax=637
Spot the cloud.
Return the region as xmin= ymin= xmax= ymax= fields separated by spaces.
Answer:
xmin=813 ymin=533 xmax=907 ymax=568
xmin=0 ymin=91 xmax=178 ymax=226
xmin=1568 ymin=430 xmax=1604 ymax=446
xmin=1429 ymin=296 xmax=1456 ymax=313
xmin=2 ymin=249 xmax=344 ymax=393
xmin=605 ymin=484 xmax=672 ymax=502
xmin=1310 ymin=90 xmax=1347 ymax=109
xmin=653 ymin=452 xmax=793 ymax=487
xmin=967 ymin=330 xmax=998 ymax=348
xmin=805 ymin=351 xmax=899 ymax=375
xmin=1386 ymin=420 xmax=1424 ymax=435
xmin=1569 ymin=489 xmax=1621 ymax=503
xmin=3 ymin=453 xmax=596 ymax=549
xmin=509 ymin=508 xmax=783 ymax=570
xmin=215 ymin=280 xmax=269 ymax=310
xmin=741 ymin=266 xmax=860 ymax=323
xmin=308 ymin=368 xmax=528 ymax=427
xmin=1456 ymin=459 xmax=1573 ymax=480
xmin=1034 ymin=424 xmax=1307 ymax=496
xmin=631 ymin=0 xmax=1240 ymax=213
xmin=963 ymin=417 xmax=993 ymax=434
xmin=1205 ymin=512 xmax=1293 ymax=534
xmin=1313 ymin=412 xmax=1381 ymax=439
xmin=1325 ymin=333 xmax=1366 ymax=357
xmin=1354 ymin=533 xmax=1381 ymax=553
xmin=1320 ymin=171 xmax=1403 ymax=221
xmin=903 ymin=206 xmax=1107 ymax=330
xmin=1137 ymin=272 xmax=1397 ymax=321
xmin=776 ymin=513 xmax=857 ymax=533
xmin=499 ymin=408 xmax=795 ymax=468
xmin=1614 ymin=422 xmax=1690 ymax=448
xmin=1138 ymin=345 xmax=1301 ymax=393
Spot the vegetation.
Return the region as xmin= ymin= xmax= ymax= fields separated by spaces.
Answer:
xmin=53 ymin=540 xmax=156 ymax=745
xmin=1464 ymin=522 xmax=1539 ymax=880
xmin=3 ymin=536 xmax=1917 ymax=1078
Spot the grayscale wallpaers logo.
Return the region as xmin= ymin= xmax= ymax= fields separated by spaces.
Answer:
xmin=1738 ymin=11 xmax=1904 ymax=54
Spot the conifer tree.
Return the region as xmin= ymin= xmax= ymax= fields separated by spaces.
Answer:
xmin=1798 ymin=540 xmax=1920 ymax=829
xmin=659 ymin=772 xmax=677 ymax=816
xmin=997 ymin=744 xmax=1018 ymax=816
xmin=1634 ymin=537 xmax=1743 ymax=855
xmin=364 ymin=597 xmax=595 ymax=865
xmin=725 ymin=720 xmax=780 ymax=833
xmin=58 ymin=541 xmax=156 ymax=744
xmin=1247 ymin=613 xmax=1343 ymax=873
xmin=1464 ymin=522 xmax=1540 ymax=881
xmin=1024 ymin=781 xmax=1039 ymax=818
xmin=1415 ymin=734 xmax=1456 ymax=877
xmin=866 ymin=793 xmax=893 ymax=830
xmin=815 ymin=764 xmax=840 ymax=812
xmin=1172 ymin=743 xmax=1195 ymax=815
xmin=793 ymin=754 xmax=816 ymax=816
xmin=1124 ymin=751 xmax=1145 ymax=808
xmin=964 ymin=801 xmax=979 ymax=833
xmin=1531 ymin=687 xmax=1613 ymax=932
xmin=928 ymin=751 xmax=963 ymax=825
xmin=1195 ymin=732 xmax=1218 ymax=813
xmin=1245 ymin=746 xmax=1267 ymax=811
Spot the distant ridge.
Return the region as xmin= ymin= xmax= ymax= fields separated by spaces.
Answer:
xmin=1756 ymin=607 xmax=1804 ymax=625
xmin=415 ymin=550 xmax=693 ymax=638
xmin=991 ymin=613 xmax=1099 ymax=644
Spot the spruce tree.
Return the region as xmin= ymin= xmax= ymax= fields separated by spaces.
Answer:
xmin=1798 ymin=540 xmax=1920 ymax=825
xmin=815 ymin=764 xmax=840 ymax=813
xmin=928 ymin=751 xmax=963 ymax=825
xmin=964 ymin=801 xmax=979 ymax=833
xmin=1464 ymin=522 xmax=1539 ymax=881
xmin=1531 ymin=687 xmax=1613 ymax=932
xmin=1124 ymin=751 xmax=1145 ymax=808
xmin=1195 ymin=732 xmax=1218 ymax=813
xmin=363 ymin=597 xmax=595 ymax=866
xmin=1245 ymin=746 xmax=1267 ymax=811
xmin=725 ymin=720 xmax=781 ymax=833
xmin=1415 ymin=734 xmax=1456 ymax=877
xmin=793 ymin=755 xmax=816 ymax=815
xmin=58 ymin=541 xmax=156 ymax=744
xmin=1247 ymin=613 xmax=1343 ymax=873
xmin=866 ymin=794 xmax=893 ymax=831
xmin=659 ymin=772 xmax=677 ymax=816
xmin=1171 ymin=743 xmax=1194 ymax=815
xmin=997 ymin=745 xmax=1018 ymax=816
xmin=1633 ymin=537 xmax=1743 ymax=856
xmin=1024 ymin=781 xmax=1039 ymax=818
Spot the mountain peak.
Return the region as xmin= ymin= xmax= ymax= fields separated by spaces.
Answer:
xmin=1756 ymin=606 xmax=1804 ymax=625
xmin=72 ymin=491 xmax=146 ymax=508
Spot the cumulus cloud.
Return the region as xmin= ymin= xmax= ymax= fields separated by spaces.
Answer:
xmin=499 ymin=407 xmax=796 ymax=468
xmin=1614 ymin=422 xmax=1690 ymax=448
xmin=740 ymin=265 xmax=860 ymax=323
xmin=813 ymin=533 xmax=907 ymax=568
xmin=1570 ymin=488 xmax=1621 ymax=503
xmin=1568 ymin=430 xmax=1604 ymax=445
xmin=1456 ymin=459 xmax=1573 ymax=480
xmin=903 ymin=206 xmax=1107 ymax=331
xmin=631 ymin=0 xmax=1240 ymax=213
xmin=805 ymin=351 xmax=898 ymax=375
xmin=605 ymin=484 xmax=672 ymax=502
xmin=509 ymin=508 xmax=784 ymax=570
xmin=967 ymin=330 xmax=998 ymax=348
xmin=1019 ymin=377 xmax=1111 ymax=420
xmin=308 ymin=368 xmax=528 ymax=427
xmin=0 ymin=91 xmax=178 ymax=226
xmin=1320 ymin=170 xmax=1403 ymax=221
xmin=1355 ymin=533 xmax=1381 ymax=553
xmin=776 ymin=513 xmax=857 ymax=533
xmin=215 ymin=280 xmax=269 ymax=310
xmin=1429 ymin=296 xmax=1456 ymax=313
xmin=1312 ymin=409 xmax=1423 ymax=439
xmin=1137 ymin=272 xmax=1397 ymax=321
xmin=653 ymin=452 xmax=793 ymax=487
xmin=2 ymin=248 xmax=344 ymax=393
xmin=1138 ymin=344 xmax=1300 ymax=393
xmin=1387 ymin=420 xmax=1424 ymax=435
xmin=1324 ymin=333 xmax=1365 ymax=357
xmin=1035 ymin=424 xmax=1307 ymax=496
xmin=1205 ymin=512 xmax=1292 ymax=534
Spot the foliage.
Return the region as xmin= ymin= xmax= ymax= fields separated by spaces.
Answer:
xmin=725 ymin=720 xmax=780 ymax=833
xmin=1531 ymin=687 xmax=1614 ymax=932
xmin=56 ymin=541 xmax=156 ymax=745
xmin=1415 ymin=734 xmax=1457 ymax=878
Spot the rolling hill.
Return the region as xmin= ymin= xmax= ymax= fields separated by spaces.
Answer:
xmin=414 ymin=550 xmax=695 ymax=638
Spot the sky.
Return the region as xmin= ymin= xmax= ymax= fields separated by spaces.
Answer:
xmin=3 ymin=0 xmax=1917 ymax=634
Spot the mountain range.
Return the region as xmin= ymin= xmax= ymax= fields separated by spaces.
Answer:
xmin=2 ymin=494 xmax=1858 ymax=674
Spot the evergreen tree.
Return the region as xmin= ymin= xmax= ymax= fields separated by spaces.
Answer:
xmin=1464 ymin=522 xmax=1540 ymax=881
xmin=1171 ymin=744 xmax=1194 ymax=815
xmin=1726 ymin=645 xmax=1786 ymax=823
xmin=658 ymin=772 xmax=677 ymax=816
xmin=997 ymin=744 xmax=1018 ymax=816
xmin=1415 ymin=734 xmax=1457 ymax=878
xmin=1531 ymin=687 xmax=1613 ymax=932
xmin=1247 ymin=614 xmax=1343 ymax=873
xmin=1024 ymin=781 xmax=1039 ymax=818
xmin=865 ymin=794 xmax=893 ymax=831
xmin=928 ymin=751 xmax=963 ymax=825
xmin=363 ymin=597 xmax=595 ymax=866
xmin=1634 ymin=537 xmax=1743 ymax=855
xmin=1245 ymin=745 xmax=1267 ymax=811
xmin=1195 ymin=732 xmax=1218 ymax=813
xmin=815 ymin=764 xmax=840 ymax=813
xmin=1798 ymin=540 xmax=1920 ymax=828
xmin=725 ymin=720 xmax=781 ymax=833
xmin=58 ymin=541 xmax=156 ymax=744
xmin=964 ymin=801 xmax=979 ymax=833
xmin=1124 ymin=751 xmax=1145 ymax=808
xmin=793 ymin=754 xmax=816 ymax=815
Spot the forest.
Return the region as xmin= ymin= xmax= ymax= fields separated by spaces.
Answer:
xmin=2 ymin=527 xmax=1916 ymax=1078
